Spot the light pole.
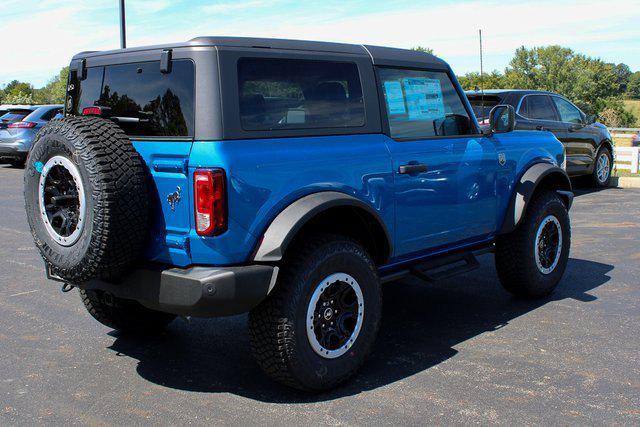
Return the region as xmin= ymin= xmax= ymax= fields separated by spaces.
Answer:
xmin=119 ymin=0 xmax=126 ymax=49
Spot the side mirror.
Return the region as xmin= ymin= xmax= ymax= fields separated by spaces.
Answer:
xmin=585 ymin=114 xmax=597 ymax=124
xmin=485 ymin=104 xmax=515 ymax=134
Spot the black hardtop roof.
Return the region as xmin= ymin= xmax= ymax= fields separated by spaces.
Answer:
xmin=465 ymin=89 xmax=556 ymax=96
xmin=72 ymin=36 xmax=449 ymax=70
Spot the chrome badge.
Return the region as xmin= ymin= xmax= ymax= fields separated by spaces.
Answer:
xmin=498 ymin=152 xmax=507 ymax=166
xmin=167 ymin=186 xmax=182 ymax=211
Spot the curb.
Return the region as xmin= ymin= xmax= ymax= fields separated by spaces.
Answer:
xmin=611 ymin=176 xmax=640 ymax=188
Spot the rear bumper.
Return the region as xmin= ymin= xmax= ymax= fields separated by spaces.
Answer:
xmin=0 ymin=143 xmax=27 ymax=160
xmin=78 ymin=264 xmax=279 ymax=317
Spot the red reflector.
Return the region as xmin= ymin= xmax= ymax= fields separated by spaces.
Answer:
xmin=82 ymin=106 xmax=103 ymax=116
xmin=194 ymin=169 xmax=227 ymax=236
xmin=8 ymin=121 xmax=36 ymax=129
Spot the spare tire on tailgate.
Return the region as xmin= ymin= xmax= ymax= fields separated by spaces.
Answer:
xmin=24 ymin=116 xmax=149 ymax=283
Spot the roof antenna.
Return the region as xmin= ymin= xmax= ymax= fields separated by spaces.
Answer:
xmin=119 ymin=0 xmax=127 ymax=49
xmin=479 ymin=29 xmax=485 ymax=122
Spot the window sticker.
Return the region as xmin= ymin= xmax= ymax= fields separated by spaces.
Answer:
xmin=383 ymin=81 xmax=406 ymax=115
xmin=402 ymin=78 xmax=444 ymax=120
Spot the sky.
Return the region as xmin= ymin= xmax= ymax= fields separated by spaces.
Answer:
xmin=0 ymin=0 xmax=639 ymax=88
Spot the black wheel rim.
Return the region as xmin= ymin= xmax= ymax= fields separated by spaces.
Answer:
xmin=306 ymin=273 xmax=364 ymax=358
xmin=535 ymin=215 xmax=562 ymax=274
xmin=43 ymin=165 xmax=80 ymax=237
xmin=38 ymin=156 xmax=86 ymax=246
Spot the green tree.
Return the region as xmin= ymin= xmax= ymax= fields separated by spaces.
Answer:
xmin=457 ymin=71 xmax=507 ymax=91
xmin=597 ymin=97 xmax=636 ymax=127
xmin=411 ymin=46 xmax=434 ymax=55
xmin=627 ymin=72 xmax=640 ymax=99
xmin=1 ymin=80 xmax=34 ymax=105
xmin=611 ymin=63 xmax=632 ymax=95
xmin=33 ymin=67 xmax=69 ymax=104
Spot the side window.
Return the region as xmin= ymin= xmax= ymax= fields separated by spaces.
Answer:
xmin=72 ymin=60 xmax=195 ymax=137
xmin=238 ymin=58 xmax=365 ymax=130
xmin=41 ymin=108 xmax=63 ymax=121
xmin=378 ymin=68 xmax=472 ymax=139
xmin=552 ymin=97 xmax=583 ymax=124
xmin=520 ymin=95 xmax=557 ymax=121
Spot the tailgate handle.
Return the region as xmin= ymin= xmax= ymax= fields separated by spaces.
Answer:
xmin=152 ymin=159 xmax=187 ymax=173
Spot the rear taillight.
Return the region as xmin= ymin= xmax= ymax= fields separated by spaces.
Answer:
xmin=8 ymin=121 xmax=36 ymax=129
xmin=82 ymin=106 xmax=104 ymax=116
xmin=194 ymin=169 xmax=227 ymax=236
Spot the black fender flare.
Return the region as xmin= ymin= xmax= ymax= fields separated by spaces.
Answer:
xmin=252 ymin=191 xmax=392 ymax=262
xmin=499 ymin=163 xmax=573 ymax=234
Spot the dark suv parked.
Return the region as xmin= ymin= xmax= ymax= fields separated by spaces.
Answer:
xmin=466 ymin=90 xmax=614 ymax=187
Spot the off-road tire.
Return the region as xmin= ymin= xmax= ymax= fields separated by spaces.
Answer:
xmin=79 ymin=289 xmax=175 ymax=333
xmin=495 ymin=191 xmax=570 ymax=298
xmin=24 ymin=116 xmax=148 ymax=283
xmin=591 ymin=145 xmax=612 ymax=188
xmin=248 ymin=234 xmax=382 ymax=392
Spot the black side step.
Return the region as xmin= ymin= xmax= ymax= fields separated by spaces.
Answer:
xmin=410 ymin=252 xmax=480 ymax=282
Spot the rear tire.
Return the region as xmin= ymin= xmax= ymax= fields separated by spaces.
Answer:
xmin=248 ymin=234 xmax=382 ymax=392
xmin=495 ymin=191 xmax=570 ymax=298
xmin=24 ymin=116 xmax=149 ymax=283
xmin=79 ymin=289 xmax=175 ymax=333
xmin=591 ymin=146 xmax=612 ymax=188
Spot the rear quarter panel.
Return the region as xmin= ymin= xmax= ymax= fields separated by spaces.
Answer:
xmin=188 ymin=135 xmax=394 ymax=265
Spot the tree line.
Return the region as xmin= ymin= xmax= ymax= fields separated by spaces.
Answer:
xmin=0 ymin=67 xmax=69 ymax=106
xmin=2 ymin=45 xmax=639 ymax=126
xmin=416 ymin=45 xmax=640 ymax=127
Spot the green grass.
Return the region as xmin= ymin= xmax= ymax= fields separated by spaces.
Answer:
xmin=614 ymin=169 xmax=640 ymax=178
xmin=623 ymin=99 xmax=640 ymax=127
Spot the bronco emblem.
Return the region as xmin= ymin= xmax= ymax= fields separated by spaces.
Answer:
xmin=167 ymin=186 xmax=182 ymax=211
xmin=498 ymin=152 xmax=506 ymax=166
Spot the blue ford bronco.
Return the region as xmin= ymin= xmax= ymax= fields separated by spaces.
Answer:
xmin=24 ymin=37 xmax=572 ymax=392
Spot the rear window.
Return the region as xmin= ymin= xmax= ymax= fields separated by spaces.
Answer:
xmin=238 ymin=58 xmax=365 ymax=131
xmin=70 ymin=60 xmax=195 ymax=137
xmin=0 ymin=110 xmax=31 ymax=123
xmin=467 ymin=95 xmax=502 ymax=121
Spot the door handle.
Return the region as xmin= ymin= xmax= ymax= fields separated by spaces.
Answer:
xmin=535 ymin=125 xmax=545 ymax=131
xmin=398 ymin=163 xmax=428 ymax=174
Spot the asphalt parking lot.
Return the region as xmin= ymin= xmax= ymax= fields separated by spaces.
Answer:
xmin=1 ymin=164 xmax=638 ymax=425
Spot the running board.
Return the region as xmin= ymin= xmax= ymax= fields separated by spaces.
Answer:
xmin=411 ymin=252 xmax=479 ymax=282
xmin=380 ymin=250 xmax=484 ymax=284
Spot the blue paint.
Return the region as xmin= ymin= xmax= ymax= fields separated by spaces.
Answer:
xmin=34 ymin=161 xmax=44 ymax=173
xmin=130 ymin=128 xmax=563 ymax=269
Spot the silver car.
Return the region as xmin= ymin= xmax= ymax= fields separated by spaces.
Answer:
xmin=0 ymin=105 xmax=63 ymax=167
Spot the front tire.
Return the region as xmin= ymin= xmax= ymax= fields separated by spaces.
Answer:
xmin=248 ymin=234 xmax=382 ymax=392
xmin=495 ymin=191 xmax=571 ymax=298
xmin=592 ymin=146 xmax=612 ymax=188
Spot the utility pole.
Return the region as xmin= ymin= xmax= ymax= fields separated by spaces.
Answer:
xmin=119 ymin=0 xmax=127 ymax=49
xmin=479 ymin=29 xmax=485 ymax=119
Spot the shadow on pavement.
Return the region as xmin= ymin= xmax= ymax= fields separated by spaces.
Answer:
xmin=108 ymin=256 xmax=613 ymax=403
xmin=570 ymin=176 xmax=623 ymax=197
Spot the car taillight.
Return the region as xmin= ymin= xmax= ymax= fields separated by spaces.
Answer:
xmin=194 ymin=169 xmax=227 ymax=236
xmin=82 ymin=106 xmax=104 ymax=116
xmin=8 ymin=121 xmax=36 ymax=129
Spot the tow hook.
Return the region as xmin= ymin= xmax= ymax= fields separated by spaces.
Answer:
xmin=61 ymin=283 xmax=75 ymax=293
xmin=45 ymin=263 xmax=76 ymax=293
